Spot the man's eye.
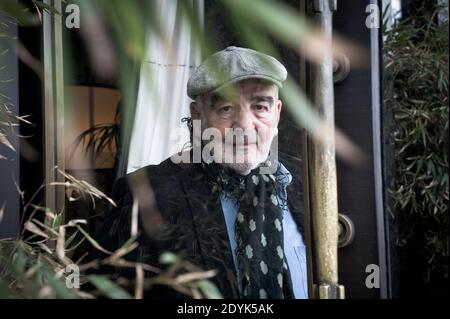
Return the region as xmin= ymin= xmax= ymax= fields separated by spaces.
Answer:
xmin=254 ymin=105 xmax=269 ymax=111
xmin=219 ymin=106 xmax=232 ymax=113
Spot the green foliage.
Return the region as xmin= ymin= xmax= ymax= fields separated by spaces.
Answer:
xmin=87 ymin=275 xmax=132 ymax=299
xmin=0 ymin=171 xmax=223 ymax=299
xmin=0 ymin=212 xmax=86 ymax=299
xmin=384 ymin=3 xmax=449 ymax=287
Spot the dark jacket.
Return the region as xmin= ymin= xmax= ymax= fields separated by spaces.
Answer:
xmin=93 ymin=152 xmax=305 ymax=298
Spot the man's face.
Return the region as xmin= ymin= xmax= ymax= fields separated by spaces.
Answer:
xmin=190 ymin=79 xmax=282 ymax=175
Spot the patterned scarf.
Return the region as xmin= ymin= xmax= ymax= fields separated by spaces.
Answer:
xmin=202 ymin=159 xmax=294 ymax=299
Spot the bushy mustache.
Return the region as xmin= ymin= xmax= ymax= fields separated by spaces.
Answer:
xmin=223 ymin=128 xmax=258 ymax=145
xmin=224 ymin=128 xmax=278 ymax=145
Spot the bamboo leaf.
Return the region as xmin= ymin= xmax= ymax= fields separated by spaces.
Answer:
xmin=159 ymin=252 xmax=180 ymax=265
xmin=24 ymin=221 xmax=49 ymax=239
xmin=75 ymin=225 xmax=111 ymax=255
xmin=44 ymin=270 xmax=76 ymax=299
xmin=31 ymin=0 xmax=59 ymax=14
xmin=87 ymin=275 xmax=132 ymax=299
xmin=0 ymin=133 xmax=15 ymax=152
xmin=0 ymin=203 xmax=5 ymax=224
xmin=64 ymin=229 xmax=80 ymax=249
xmin=196 ymin=279 xmax=223 ymax=299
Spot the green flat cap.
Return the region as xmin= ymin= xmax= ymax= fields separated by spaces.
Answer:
xmin=187 ymin=46 xmax=287 ymax=99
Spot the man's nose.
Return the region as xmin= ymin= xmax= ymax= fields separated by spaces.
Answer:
xmin=233 ymin=108 xmax=255 ymax=130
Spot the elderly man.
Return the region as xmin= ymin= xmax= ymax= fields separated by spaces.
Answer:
xmin=95 ymin=47 xmax=308 ymax=299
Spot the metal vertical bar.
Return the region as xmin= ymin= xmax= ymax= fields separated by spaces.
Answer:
xmin=53 ymin=0 xmax=65 ymax=213
xmin=43 ymin=0 xmax=55 ymax=214
xmin=43 ymin=0 xmax=65 ymax=217
xmin=309 ymin=0 xmax=344 ymax=299
xmin=370 ymin=0 xmax=388 ymax=299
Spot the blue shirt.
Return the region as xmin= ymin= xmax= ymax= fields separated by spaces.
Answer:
xmin=219 ymin=163 xmax=308 ymax=299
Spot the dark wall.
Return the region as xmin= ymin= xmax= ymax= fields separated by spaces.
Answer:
xmin=333 ymin=0 xmax=382 ymax=298
xmin=18 ymin=24 xmax=44 ymax=226
xmin=0 ymin=14 xmax=20 ymax=239
xmin=1 ymin=3 xmax=49 ymax=238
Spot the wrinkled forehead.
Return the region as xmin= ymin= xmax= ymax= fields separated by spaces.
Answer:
xmin=201 ymin=79 xmax=279 ymax=105
xmin=236 ymin=79 xmax=279 ymax=96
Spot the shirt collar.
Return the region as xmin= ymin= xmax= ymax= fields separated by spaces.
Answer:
xmin=275 ymin=161 xmax=292 ymax=188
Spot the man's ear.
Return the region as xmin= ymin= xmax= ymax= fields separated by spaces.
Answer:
xmin=190 ymin=102 xmax=201 ymax=120
xmin=276 ymin=99 xmax=283 ymax=125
